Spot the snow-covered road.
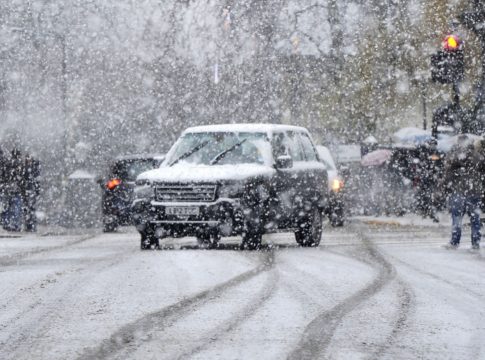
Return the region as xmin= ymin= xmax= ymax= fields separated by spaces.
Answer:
xmin=1 ymin=220 xmax=484 ymax=359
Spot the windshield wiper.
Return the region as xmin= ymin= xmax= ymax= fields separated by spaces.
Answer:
xmin=169 ymin=140 xmax=209 ymax=166
xmin=210 ymin=139 xmax=247 ymax=165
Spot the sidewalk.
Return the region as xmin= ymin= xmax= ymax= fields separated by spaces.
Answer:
xmin=353 ymin=212 xmax=452 ymax=228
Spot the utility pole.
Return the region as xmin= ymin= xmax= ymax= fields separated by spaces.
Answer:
xmin=421 ymin=79 xmax=427 ymax=130
xmin=430 ymin=35 xmax=464 ymax=137
xmin=460 ymin=0 xmax=485 ymax=133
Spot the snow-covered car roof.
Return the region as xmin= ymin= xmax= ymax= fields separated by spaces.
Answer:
xmin=183 ymin=123 xmax=309 ymax=136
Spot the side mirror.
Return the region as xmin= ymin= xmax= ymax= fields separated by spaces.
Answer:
xmin=96 ymin=177 xmax=104 ymax=188
xmin=339 ymin=165 xmax=350 ymax=177
xmin=275 ymin=155 xmax=293 ymax=169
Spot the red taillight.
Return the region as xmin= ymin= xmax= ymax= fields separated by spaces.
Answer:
xmin=106 ymin=178 xmax=121 ymax=190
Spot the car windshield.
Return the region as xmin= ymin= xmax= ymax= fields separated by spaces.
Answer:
xmin=112 ymin=159 xmax=157 ymax=181
xmin=165 ymin=132 xmax=269 ymax=166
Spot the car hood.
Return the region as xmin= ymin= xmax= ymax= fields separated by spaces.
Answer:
xmin=137 ymin=163 xmax=276 ymax=183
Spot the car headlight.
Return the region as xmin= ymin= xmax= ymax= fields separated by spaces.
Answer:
xmin=330 ymin=178 xmax=344 ymax=193
xmin=218 ymin=183 xmax=243 ymax=198
xmin=134 ymin=183 xmax=154 ymax=199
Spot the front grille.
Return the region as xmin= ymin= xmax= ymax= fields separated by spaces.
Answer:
xmin=155 ymin=183 xmax=217 ymax=202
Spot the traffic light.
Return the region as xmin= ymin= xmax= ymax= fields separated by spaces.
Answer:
xmin=431 ymin=35 xmax=464 ymax=84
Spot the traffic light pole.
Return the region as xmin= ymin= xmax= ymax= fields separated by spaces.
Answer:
xmin=452 ymin=81 xmax=460 ymax=107
xmin=470 ymin=38 xmax=485 ymax=122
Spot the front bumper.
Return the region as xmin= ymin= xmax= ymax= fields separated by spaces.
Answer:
xmin=132 ymin=198 xmax=244 ymax=237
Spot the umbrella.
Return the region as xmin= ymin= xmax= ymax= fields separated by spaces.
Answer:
xmin=361 ymin=149 xmax=392 ymax=167
xmin=393 ymin=127 xmax=432 ymax=146
xmin=437 ymin=133 xmax=482 ymax=153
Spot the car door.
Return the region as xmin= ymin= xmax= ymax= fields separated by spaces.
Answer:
xmin=298 ymin=132 xmax=328 ymax=207
xmin=269 ymin=131 xmax=306 ymax=227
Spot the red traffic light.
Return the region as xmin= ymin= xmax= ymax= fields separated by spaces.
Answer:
xmin=443 ymin=35 xmax=462 ymax=51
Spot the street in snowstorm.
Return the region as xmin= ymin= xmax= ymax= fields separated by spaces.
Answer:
xmin=4 ymin=1 xmax=485 ymax=360
xmin=1 ymin=217 xmax=484 ymax=360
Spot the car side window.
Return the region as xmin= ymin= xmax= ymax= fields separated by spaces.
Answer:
xmin=299 ymin=133 xmax=317 ymax=161
xmin=272 ymin=132 xmax=287 ymax=159
xmin=285 ymin=131 xmax=305 ymax=161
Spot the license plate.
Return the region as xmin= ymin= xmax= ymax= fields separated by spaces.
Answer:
xmin=165 ymin=206 xmax=200 ymax=216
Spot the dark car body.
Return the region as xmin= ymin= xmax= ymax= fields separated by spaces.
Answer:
xmin=316 ymin=146 xmax=345 ymax=226
xmin=132 ymin=124 xmax=328 ymax=250
xmin=101 ymin=154 xmax=164 ymax=232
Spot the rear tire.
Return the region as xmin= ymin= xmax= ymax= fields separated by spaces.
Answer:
xmin=329 ymin=208 xmax=344 ymax=227
xmin=295 ymin=207 xmax=323 ymax=247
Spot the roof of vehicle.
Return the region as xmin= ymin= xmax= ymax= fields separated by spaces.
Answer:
xmin=184 ymin=123 xmax=309 ymax=136
xmin=114 ymin=153 xmax=165 ymax=162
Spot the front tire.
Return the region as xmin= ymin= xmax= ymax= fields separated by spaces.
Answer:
xmin=329 ymin=207 xmax=344 ymax=227
xmin=102 ymin=215 xmax=119 ymax=232
xmin=140 ymin=231 xmax=159 ymax=250
xmin=241 ymin=229 xmax=263 ymax=250
xmin=295 ymin=207 xmax=323 ymax=247
xmin=197 ymin=231 xmax=220 ymax=249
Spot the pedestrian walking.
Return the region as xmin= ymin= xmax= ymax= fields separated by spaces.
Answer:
xmin=0 ymin=147 xmax=6 ymax=226
xmin=415 ymin=140 xmax=440 ymax=222
xmin=2 ymin=147 xmax=24 ymax=232
xmin=22 ymin=153 xmax=40 ymax=232
xmin=442 ymin=136 xmax=484 ymax=250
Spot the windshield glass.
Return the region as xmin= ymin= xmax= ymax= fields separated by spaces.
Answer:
xmin=165 ymin=132 xmax=269 ymax=166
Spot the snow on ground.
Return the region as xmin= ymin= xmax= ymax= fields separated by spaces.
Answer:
xmin=0 ymin=217 xmax=484 ymax=359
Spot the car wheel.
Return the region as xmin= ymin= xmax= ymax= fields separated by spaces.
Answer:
xmin=241 ymin=228 xmax=263 ymax=250
xmin=103 ymin=218 xmax=118 ymax=232
xmin=329 ymin=208 xmax=344 ymax=227
xmin=295 ymin=207 xmax=323 ymax=247
xmin=196 ymin=231 xmax=220 ymax=249
xmin=103 ymin=221 xmax=118 ymax=233
xmin=140 ymin=231 xmax=159 ymax=250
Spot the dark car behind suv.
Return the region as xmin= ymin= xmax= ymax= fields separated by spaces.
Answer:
xmin=132 ymin=124 xmax=328 ymax=250
xmin=101 ymin=154 xmax=164 ymax=232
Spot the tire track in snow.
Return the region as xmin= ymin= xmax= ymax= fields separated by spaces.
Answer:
xmin=378 ymin=247 xmax=485 ymax=359
xmin=77 ymin=249 xmax=275 ymax=360
xmin=176 ymin=267 xmax=279 ymax=359
xmin=0 ymin=247 xmax=134 ymax=358
xmin=383 ymin=250 xmax=485 ymax=300
xmin=0 ymin=233 xmax=98 ymax=269
xmin=287 ymin=223 xmax=403 ymax=360
xmin=370 ymin=279 xmax=414 ymax=360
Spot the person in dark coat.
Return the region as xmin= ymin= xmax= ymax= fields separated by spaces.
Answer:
xmin=2 ymin=148 xmax=24 ymax=232
xmin=22 ymin=154 xmax=40 ymax=232
xmin=415 ymin=140 xmax=440 ymax=222
xmin=442 ymin=137 xmax=484 ymax=250
xmin=0 ymin=147 xmax=6 ymax=226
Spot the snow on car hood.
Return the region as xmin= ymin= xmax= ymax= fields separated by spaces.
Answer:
xmin=137 ymin=163 xmax=276 ymax=183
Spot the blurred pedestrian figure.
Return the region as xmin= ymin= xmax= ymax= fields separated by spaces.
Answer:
xmin=442 ymin=136 xmax=483 ymax=250
xmin=415 ymin=140 xmax=440 ymax=222
xmin=0 ymin=147 xmax=6 ymax=226
xmin=2 ymin=147 xmax=24 ymax=232
xmin=22 ymin=153 xmax=40 ymax=232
